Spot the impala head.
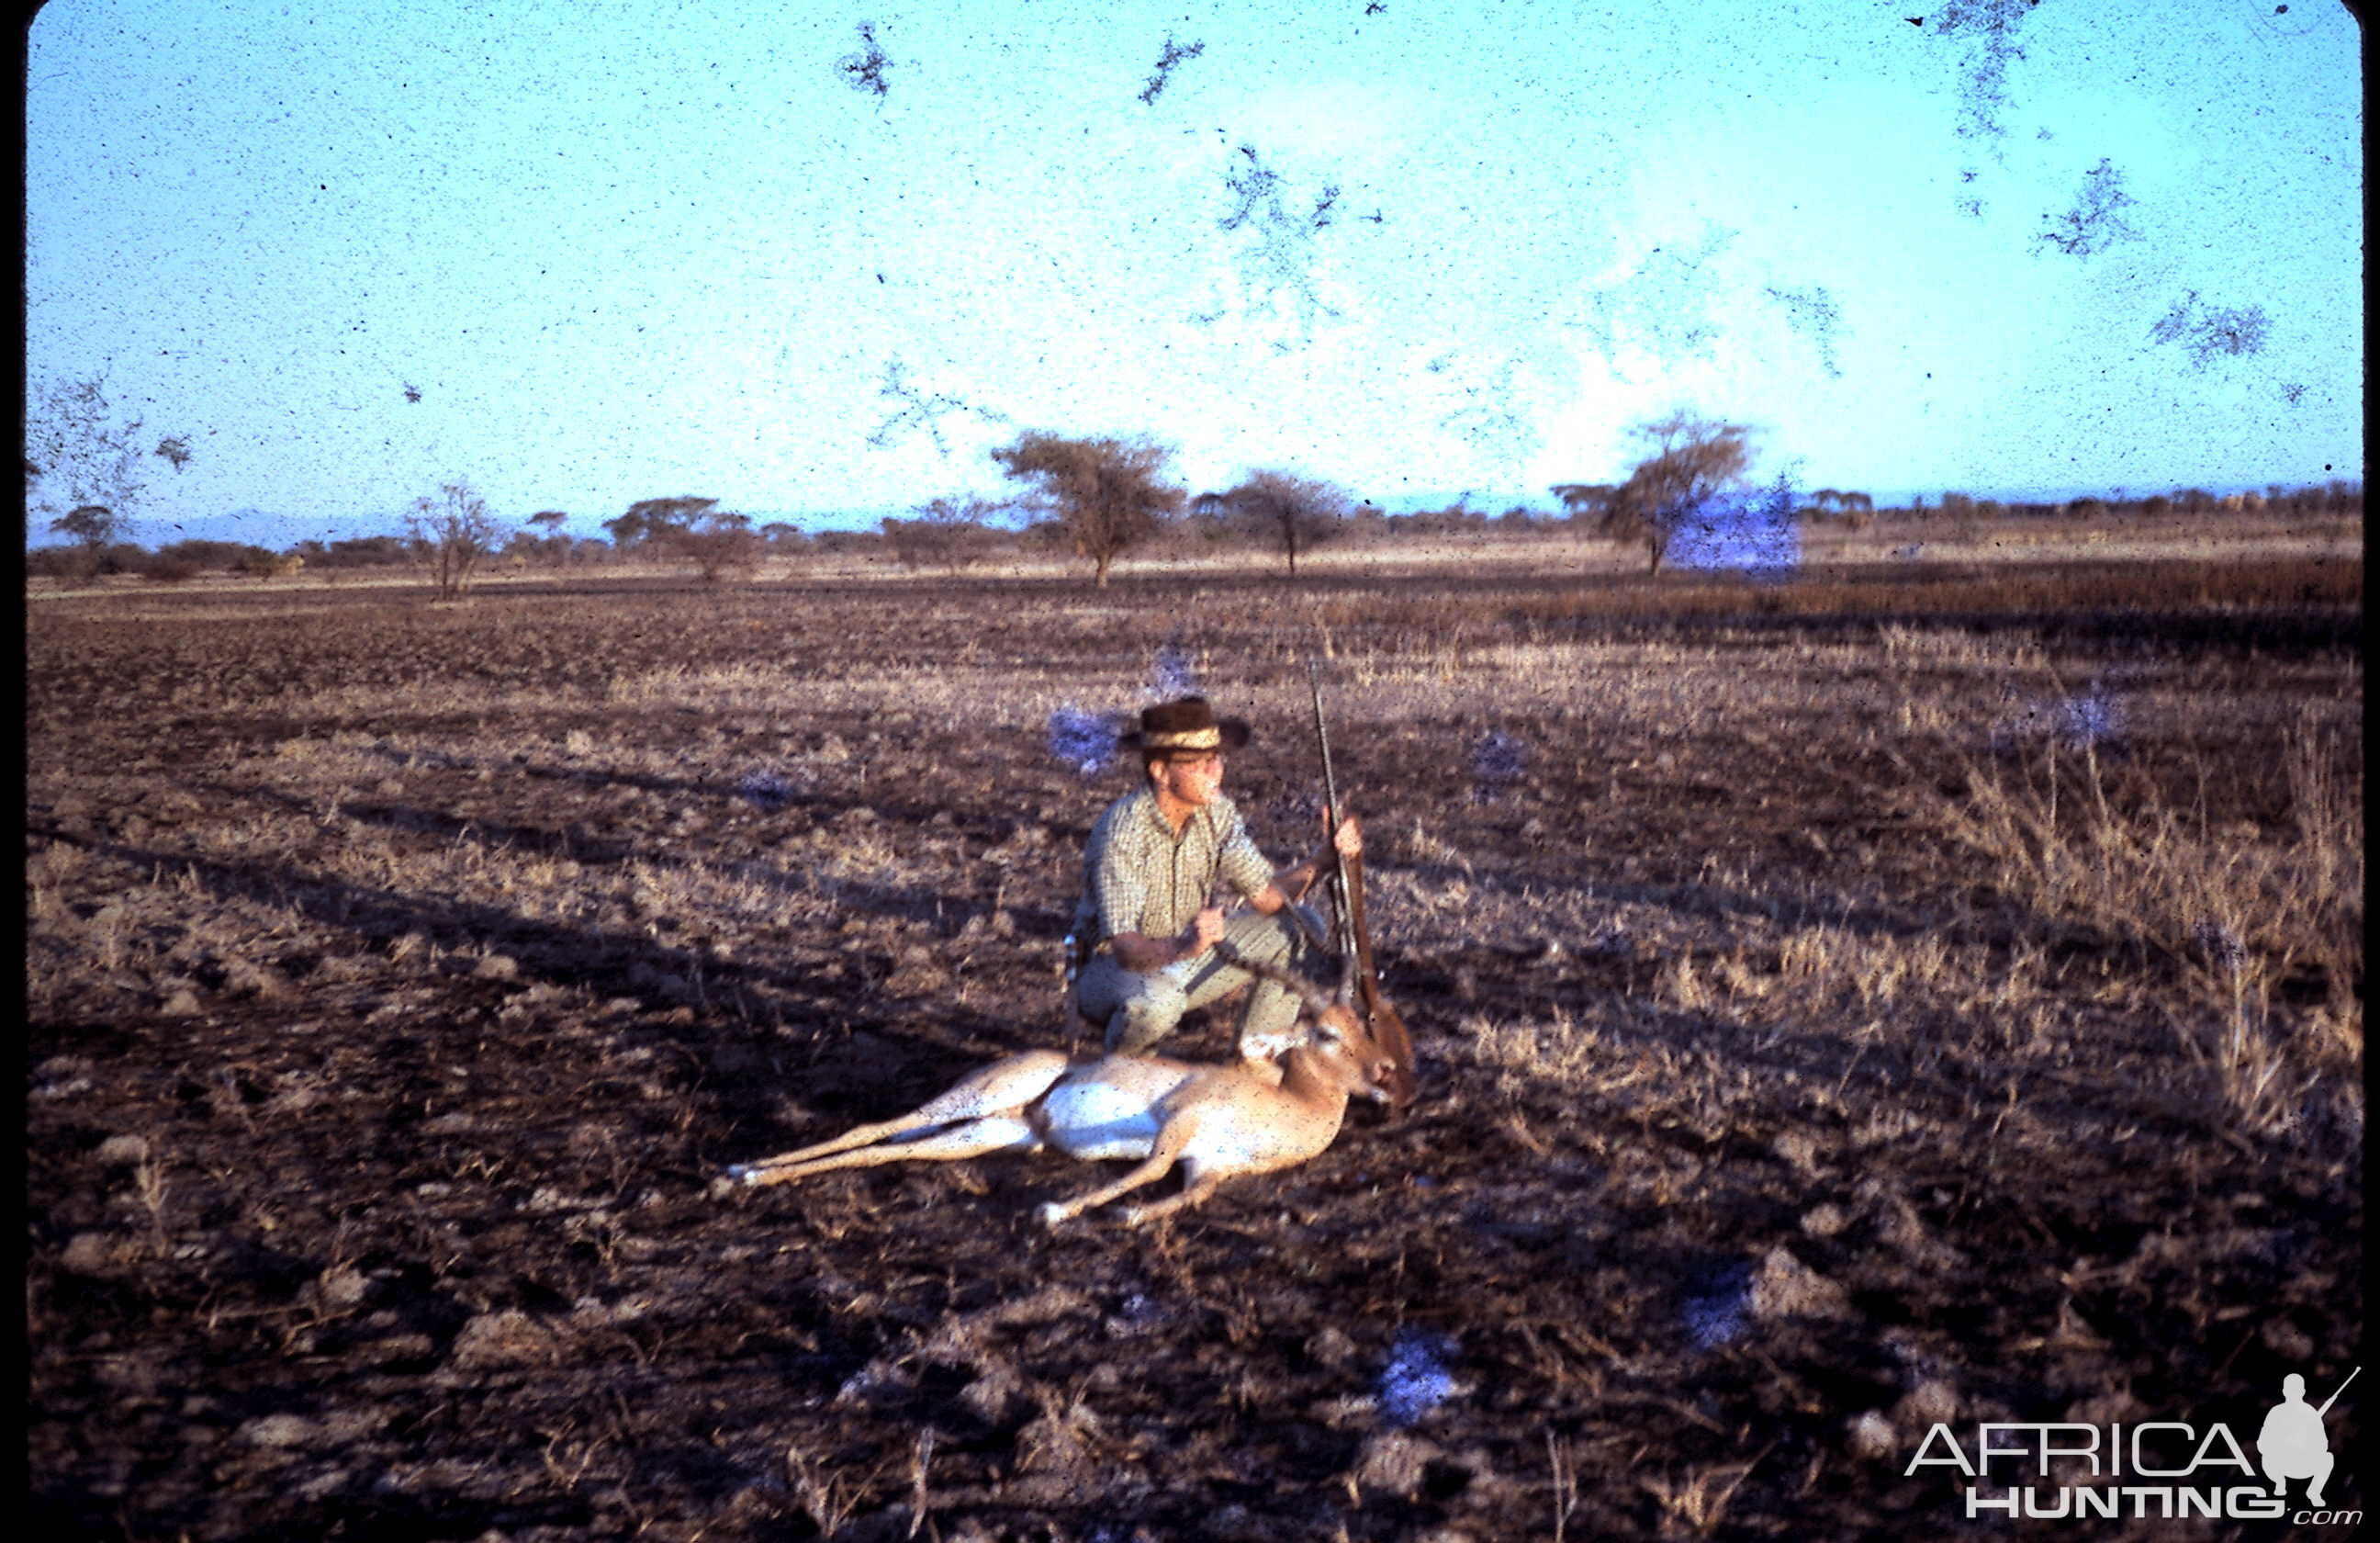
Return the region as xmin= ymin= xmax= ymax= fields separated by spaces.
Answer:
xmin=1307 ymin=1001 xmax=1417 ymax=1110
xmin=1217 ymin=942 xmax=1418 ymax=1111
xmin=1330 ymin=936 xmax=1417 ymax=1110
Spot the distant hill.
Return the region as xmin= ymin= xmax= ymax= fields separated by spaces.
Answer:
xmin=22 ymin=507 xmax=410 ymax=551
xmin=150 ymin=509 xmax=300 ymax=547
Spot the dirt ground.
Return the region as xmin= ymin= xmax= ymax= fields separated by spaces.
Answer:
xmin=25 ymin=550 xmax=2363 ymax=1540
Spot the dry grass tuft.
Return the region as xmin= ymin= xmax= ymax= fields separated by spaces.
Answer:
xmin=1926 ymin=704 xmax=2361 ymax=1132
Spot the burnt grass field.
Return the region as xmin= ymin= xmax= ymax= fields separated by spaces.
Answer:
xmin=26 ymin=549 xmax=2363 ymax=1541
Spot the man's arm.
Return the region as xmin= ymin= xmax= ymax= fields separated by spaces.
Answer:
xmin=1247 ymin=813 xmax=1362 ymax=915
xmin=1107 ymin=912 xmax=1226 ymax=972
xmin=1247 ymin=865 xmax=1308 ymax=917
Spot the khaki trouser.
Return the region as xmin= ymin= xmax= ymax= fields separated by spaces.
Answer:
xmin=1075 ymin=904 xmax=1329 ymax=1059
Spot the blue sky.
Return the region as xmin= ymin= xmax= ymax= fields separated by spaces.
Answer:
xmin=23 ymin=0 xmax=2363 ymax=546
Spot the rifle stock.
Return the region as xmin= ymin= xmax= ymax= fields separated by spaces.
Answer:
xmin=1341 ymin=845 xmax=1417 ymax=1099
xmin=1308 ymin=663 xmax=1418 ymax=1109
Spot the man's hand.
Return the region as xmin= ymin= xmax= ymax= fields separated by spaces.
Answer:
xmin=1183 ymin=907 xmax=1228 ymax=958
xmin=1319 ymin=805 xmax=1363 ymax=862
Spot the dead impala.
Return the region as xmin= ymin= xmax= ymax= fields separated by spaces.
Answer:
xmin=721 ymin=943 xmax=1413 ymax=1228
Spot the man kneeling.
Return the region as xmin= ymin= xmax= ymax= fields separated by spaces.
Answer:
xmin=1071 ymin=696 xmax=1360 ymax=1063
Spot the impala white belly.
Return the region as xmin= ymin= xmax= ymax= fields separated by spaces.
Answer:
xmin=1038 ymin=1076 xmax=1166 ymax=1161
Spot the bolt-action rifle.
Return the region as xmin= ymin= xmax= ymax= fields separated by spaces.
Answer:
xmin=1310 ymin=663 xmax=1418 ymax=1109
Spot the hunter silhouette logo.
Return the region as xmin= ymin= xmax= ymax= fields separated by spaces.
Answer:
xmin=2261 ymin=1368 xmax=2355 ymax=1508
xmin=1905 ymin=1365 xmax=2361 ymax=1524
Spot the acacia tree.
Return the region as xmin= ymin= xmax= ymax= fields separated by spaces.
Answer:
xmin=520 ymin=509 xmax=572 ymax=567
xmin=26 ymin=375 xmax=192 ymax=572
xmin=1804 ymin=488 xmax=1874 ymax=530
xmin=1223 ymin=468 xmax=1350 ymax=578
xmin=600 ymin=512 xmax=644 ymax=551
xmin=407 ymin=480 xmax=507 ymax=600
xmin=49 ymin=504 xmax=119 ymax=548
xmin=991 ymin=432 xmax=1184 ymax=586
xmin=885 ymin=493 xmax=1007 ymax=573
xmin=603 ymin=496 xmax=715 ymax=556
xmin=669 ymin=509 xmax=764 ymax=582
xmin=1548 ymin=483 xmax=1618 ymax=524
xmin=1606 ymin=412 xmax=1754 ymax=574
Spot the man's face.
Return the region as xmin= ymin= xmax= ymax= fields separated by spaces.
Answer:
xmin=1154 ymin=749 xmax=1227 ymax=807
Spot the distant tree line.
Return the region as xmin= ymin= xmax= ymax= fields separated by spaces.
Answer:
xmin=25 ymin=369 xmax=2363 ymax=592
xmin=1920 ymin=483 xmax=2362 ymax=523
xmin=31 ymin=469 xmax=2361 ymax=591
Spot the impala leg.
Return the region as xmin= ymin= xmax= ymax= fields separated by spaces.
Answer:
xmin=727 ymin=1051 xmax=1072 ymax=1185
xmin=739 ymin=1115 xmax=1040 ymax=1187
xmin=735 ymin=1113 xmax=943 ymax=1176
xmin=1120 ymin=1170 xmax=1227 ymax=1228
xmin=1036 ymin=1117 xmax=1198 ymax=1228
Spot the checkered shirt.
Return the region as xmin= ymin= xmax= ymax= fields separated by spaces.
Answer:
xmin=1077 ymin=785 xmax=1274 ymax=947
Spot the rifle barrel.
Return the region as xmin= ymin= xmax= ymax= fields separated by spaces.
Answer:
xmin=2316 ymin=1365 xmax=2360 ymax=1417
xmin=1308 ymin=664 xmax=1358 ymax=962
xmin=1309 ymin=663 xmax=1342 ymax=821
